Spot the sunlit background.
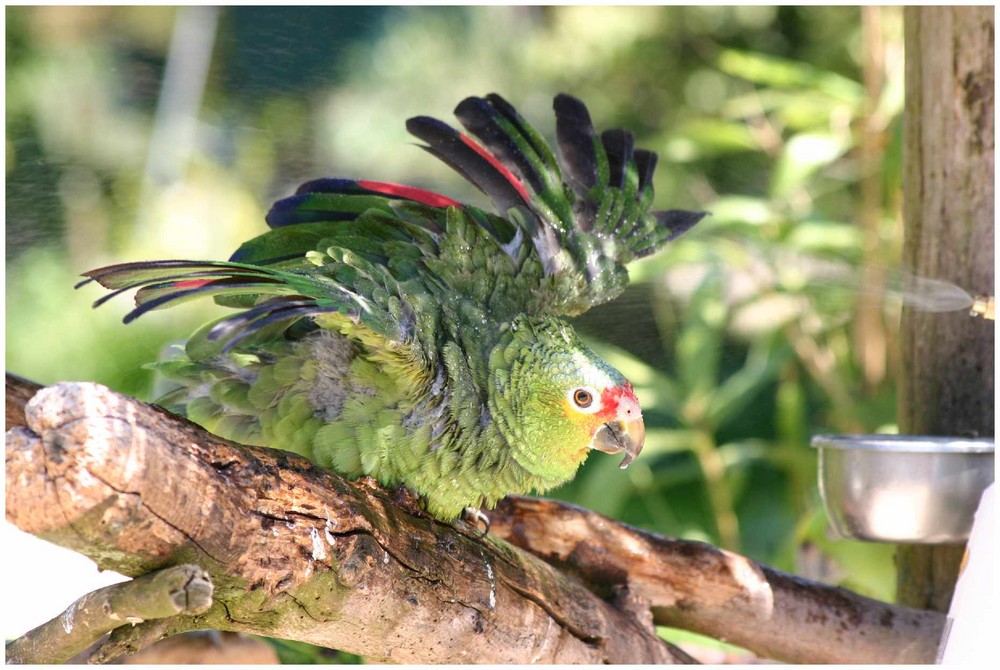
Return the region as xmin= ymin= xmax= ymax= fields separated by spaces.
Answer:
xmin=6 ymin=6 xmax=906 ymax=657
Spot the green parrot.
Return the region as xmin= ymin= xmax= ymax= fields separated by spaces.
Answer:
xmin=80 ymin=93 xmax=704 ymax=521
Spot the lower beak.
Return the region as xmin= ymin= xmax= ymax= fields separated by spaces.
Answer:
xmin=590 ymin=417 xmax=646 ymax=469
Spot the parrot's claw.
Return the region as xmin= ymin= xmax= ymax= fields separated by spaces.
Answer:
xmin=459 ymin=507 xmax=491 ymax=537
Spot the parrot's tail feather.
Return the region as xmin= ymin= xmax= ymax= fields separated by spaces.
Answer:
xmin=633 ymin=210 xmax=708 ymax=257
xmin=205 ymin=296 xmax=319 ymax=342
xmin=134 ymin=276 xmax=290 ymax=307
xmin=83 ymin=94 xmax=709 ymax=338
xmin=552 ymin=94 xmax=707 ymax=263
xmin=253 ymin=94 xmax=705 ymax=302
xmin=206 ymin=295 xmax=326 ymax=342
xmin=354 ymin=180 xmax=460 ymax=209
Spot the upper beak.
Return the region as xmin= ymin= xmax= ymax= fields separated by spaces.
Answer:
xmin=590 ymin=415 xmax=646 ymax=469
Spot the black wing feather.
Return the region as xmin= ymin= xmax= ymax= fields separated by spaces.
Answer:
xmin=554 ymin=93 xmax=601 ymax=195
xmin=405 ymin=115 xmax=529 ymax=217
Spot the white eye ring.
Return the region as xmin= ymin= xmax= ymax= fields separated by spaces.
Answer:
xmin=568 ymin=387 xmax=602 ymax=414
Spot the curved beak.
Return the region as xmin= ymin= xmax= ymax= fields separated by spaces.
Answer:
xmin=590 ymin=415 xmax=646 ymax=469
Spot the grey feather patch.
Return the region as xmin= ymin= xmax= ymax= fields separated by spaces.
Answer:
xmin=307 ymin=330 xmax=355 ymax=421
xmin=430 ymin=366 xmax=446 ymax=396
xmin=402 ymin=384 xmax=451 ymax=446
xmin=500 ymin=226 xmax=524 ymax=259
xmin=532 ymin=227 xmax=564 ymax=276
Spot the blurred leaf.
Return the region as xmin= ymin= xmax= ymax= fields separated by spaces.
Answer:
xmin=265 ymin=639 xmax=362 ymax=664
xmin=730 ymin=294 xmax=809 ymax=338
xmin=663 ymin=119 xmax=759 ymax=161
xmin=676 ymin=276 xmax=727 ymax=409
xmin=657 ymin=626 xmax=754 ymax=662
xmin=718 ymin=49 xmax=865 ymax=104
xmin=706 ymin=338 xmax=790 ymax=429
xmin=697 ymin=195 xmax=776 ymax=228
xmin=724 ymin=89 xmax=858 ymax=130
xmin=572 ymin=453 xmax=643 ymax=519
xmin=643 ymin=428 xmax=701 ymax=454
xmin=776 ymin=373 xmax=807 ymax=447
xmin=875 ymin=59 xmax=905 ymax=121
xmin=771 ymin=132 xmax=850 ymax=197
xmin=783 ymin=220 xmax=864 ymax=253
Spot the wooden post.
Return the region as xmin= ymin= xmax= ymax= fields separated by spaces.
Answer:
xmin=899 ymin=6 xmax=994 ymax=612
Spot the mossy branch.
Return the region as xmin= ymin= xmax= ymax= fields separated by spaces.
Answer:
xmin=5 ymin=564 xmax=213 ymax=664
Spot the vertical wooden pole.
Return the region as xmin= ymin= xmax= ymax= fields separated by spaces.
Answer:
xmin=899 ymin=6 xmax=994 ymax=612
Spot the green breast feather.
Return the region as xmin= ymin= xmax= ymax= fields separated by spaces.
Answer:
xmin=80 ymin=93 xmax=704 ymax=520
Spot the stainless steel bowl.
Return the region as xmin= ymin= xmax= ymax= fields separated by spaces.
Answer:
xmin=812 ymin=435 xmax=995 ymax=543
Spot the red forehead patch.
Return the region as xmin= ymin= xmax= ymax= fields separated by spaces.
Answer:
xmin=598 ymin=383 xmax=636 ymax=420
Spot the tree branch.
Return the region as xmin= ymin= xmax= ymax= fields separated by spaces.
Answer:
xmin=5 ymin=372 xmax=41 ymax=431
xmin=4 ymin=374 xmax=945 ymax=663
xmin=4 ymin=377 xmax=686 ymax=664
xmin=486 ymin=498 xmax=945 ymax=664
xmin=5 ymin=564 xmax=213 ymax=664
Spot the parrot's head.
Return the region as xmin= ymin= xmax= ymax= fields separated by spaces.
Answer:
xmin=489 ymin=315 xmax=645 ymax=484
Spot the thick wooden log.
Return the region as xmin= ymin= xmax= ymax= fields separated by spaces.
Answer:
xmin=899 ymin=6 xmax=994 ymax=612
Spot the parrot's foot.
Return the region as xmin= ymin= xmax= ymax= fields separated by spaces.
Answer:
xmin=459 ymin=507 xmax=491 ymax=537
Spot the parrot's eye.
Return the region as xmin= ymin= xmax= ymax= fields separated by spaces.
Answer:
xmin=573 ymin=389 xmax=593 ymax=407
xmin=568 ymin=387 xmax=601 ymax=414
xmin=568 ymin=386 xmax=603 ymax=415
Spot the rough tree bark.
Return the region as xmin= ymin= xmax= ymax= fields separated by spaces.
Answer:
xmin=899 ymin=6 xmax=994 ymax=612
xmin=5 ymin=375 xmax=946 ymax=664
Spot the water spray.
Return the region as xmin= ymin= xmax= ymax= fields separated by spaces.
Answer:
xmin=805 ymin=268 xmax=993 ymax=321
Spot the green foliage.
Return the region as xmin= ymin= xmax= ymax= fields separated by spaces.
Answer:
xmin=265 ymin=639 xmax=363 ymax=665
xmin=6 ymin=7 xmax=906 ymax=654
